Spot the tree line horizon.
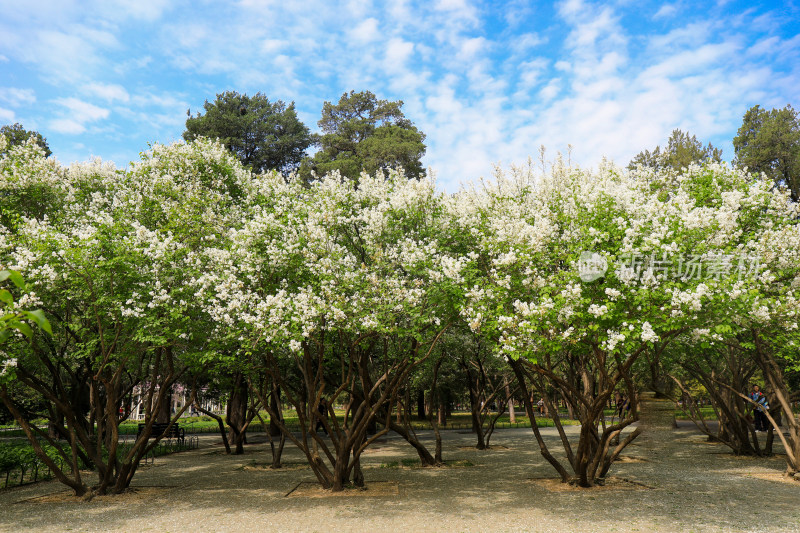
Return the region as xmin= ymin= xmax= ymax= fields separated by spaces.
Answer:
xmin=2 ymin=91 xmax=798 ymax=200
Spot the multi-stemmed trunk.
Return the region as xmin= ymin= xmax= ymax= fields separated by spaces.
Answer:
xmin=1 ymin=344 xmax=193 ymax=497
xmin=462 ymin=356 xmax=515 ymax=449
xmin=507 ymin=341 xmax=649 ymax=487
xmin=226 ymin=372 xmax=251 ymax=454
xmin=256 ymin=327 xmax=449 ymax=491
xmin=674 ymin=339 xmax=786 ymax=458
xmin=250 ymin=377 xmax=286 ymax=467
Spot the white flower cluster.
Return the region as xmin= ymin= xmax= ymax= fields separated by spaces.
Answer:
xmin=2 ymin=136 xmax=798 ymax=369
xmin=0 ymin=356 xmax=17 ymax=377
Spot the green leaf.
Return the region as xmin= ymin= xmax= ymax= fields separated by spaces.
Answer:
xmin=10 ymin=320 xmax=33 ymax=338
xmin=0 ymin=289 xmax=12 ymax=307
xmin=23 ymin=310 xmax=52 ymax=335
xmin=0 ymin=330 xmax=11 ymax=344
xmin=8 ymin=270 xmax=24 ymax=288
xmin=0 ymin=270 xmax=24 ymax=289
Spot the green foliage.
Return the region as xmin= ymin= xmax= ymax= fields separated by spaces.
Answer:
xmin=0 ymin=442 xmax=39 ymax=471
xmin=629 ymin=129 xmax=722 ymax=173
xmin=304 ymin=90 xmax=426 ymax=182
xmin=0 ymin=270 xmax=52 ymax=348
xmin=0 ymin=123 xmax=51 ymax=158
xmin=733 ymin=104 xmax=800 ymax=202
xmin=0 ymin=441 xmax=79 ymax=472
xmin=184 ymin=91 xmax=312 ymax=175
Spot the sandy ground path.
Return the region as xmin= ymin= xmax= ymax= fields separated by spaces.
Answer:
xmin=1 ymin=424 xmax=798 ymax=532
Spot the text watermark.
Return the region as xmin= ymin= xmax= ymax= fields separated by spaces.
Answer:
xmin=578 ymin=251 xmax=762 ymax=282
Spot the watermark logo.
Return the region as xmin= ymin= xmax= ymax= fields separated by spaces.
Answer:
xmin=616 ymin=252 xmax=761 ymax=281
xmin=578 ymin=251 xmax=608 ymax=282
xmin=579 ymin=251 xmax=762 ymax=283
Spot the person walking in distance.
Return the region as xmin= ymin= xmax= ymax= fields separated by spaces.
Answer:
xmin=750 ymin=384 xmax=770 ymax=432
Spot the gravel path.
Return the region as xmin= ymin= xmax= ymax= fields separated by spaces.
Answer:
xmin=1 ymin=424 xmax=797 ymax=532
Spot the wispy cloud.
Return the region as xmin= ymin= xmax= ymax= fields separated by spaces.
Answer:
xmin=0 ymin=88 xmax=36 ymax=107
xmin=85 ymin=83 xmax=130 ymax=103
xmin=0 ymin=108 xmax=15 ymax=123
xmin=49 ymin=98 xmax=110 ymax=134
xmin=654 ymin=3 xmax=678 ymax=19
xmin=1 ymin=0 xmax=797 ymax=188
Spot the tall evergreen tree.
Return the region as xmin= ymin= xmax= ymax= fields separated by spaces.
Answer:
xmin=628 ymin=129 xmax=721 ymax=173
xmin=733 ymin=104 xmax=800 ymax=202
xmin=304 ymin=90 xmax=426 ymax=182
xmin=184 ymin=91 xmax=312 ymax=175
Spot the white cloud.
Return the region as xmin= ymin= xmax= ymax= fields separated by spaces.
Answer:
xmin=54 ymin=98 xmax=110 ymax=122
xmin=746 ymin=33 xmax=800 ymax=58
xmin=350 ymin=17 xmax=380 ymax=43
xmin=557 ymin=0 xmax=586 ymax=19
xmin=457 ymin=37 xmax=488 ymax=61
xmin=435 ymin=0 xmax=470 ymax=11
xmin=430 ymin=0 xmax=480 ymax=32
xmin=385 ymin=38 xmax=415 ymax=68
xmin=346 ymin=0 xmax=374 ymax=18
xmin=511 ymin=33 xmax=545 ymax=54
xmin=49 ymin=118 xmax=86 ymax=134
xmin=648 ymin=22 xmax=713 ymax=51
xmin=0 ymin=108 xmax=15 ymax=122
xmin=105 ymin=0 xmax=171 ymax=21
xmin=85 ymin=83 xmax=130 ymax=103
xmin=642 ymin=42 xmax=739 ymax=79
xmin=17 ymin=30 xmax=102 ymax=84
xmin=131 ymin=92 xmax=188 ymax=110
xmin=48 ymin=97 xmax=110 ymax=135
xmin=261 ymin=39 xmax=286 ymax=54
xmin=504 ymin=0 xmax=535 ymax=28
xmin=539 ymin=79 xmax=562 ymax=101
xmin=0 ymin=88 xmax=36 ymax=107
xmin=654 ymin=4 xmax=678 ymax=19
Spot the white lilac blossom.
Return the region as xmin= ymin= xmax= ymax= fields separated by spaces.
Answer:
xmin=641 ymin=322 xmax=659 ymax=343
xmin=2 ymin=135 xmax=799 ymax=374
xmin=458 ymin=158 xmax=800 ymax=360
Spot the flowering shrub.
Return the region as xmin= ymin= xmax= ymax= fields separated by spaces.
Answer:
xmin=1 ymin=132 xmax=798 ymax=491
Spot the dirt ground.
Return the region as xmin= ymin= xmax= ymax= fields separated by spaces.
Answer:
xmin=1 ymin=423 xmax=798 ymax=532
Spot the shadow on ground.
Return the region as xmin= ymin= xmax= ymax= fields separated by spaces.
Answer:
xmin=1 ymin=425 xmax=798 ymax=532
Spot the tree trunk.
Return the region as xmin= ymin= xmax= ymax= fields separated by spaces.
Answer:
xmin=156 ymin=385 xmax=171 ymax=424
xmin=507 ymin=358 xmax=570 ymax=482
xmin=227 ymin=372 xmax=248 ymax=454
xmin=194 ymin=401 xmax=231 ymax=454
xmin=269 ymin=384 xmax=285 ymax=467
xmin=505 ymin=377 xmax=516 ymax=424
xmin=388 ymin=420 xmax=437 ymax=466
xmin=331 ymin=446 xmax=351 ymax=491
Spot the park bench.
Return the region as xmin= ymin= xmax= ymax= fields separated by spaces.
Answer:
xmin=137 ymin=422 xmax=185 ymax=445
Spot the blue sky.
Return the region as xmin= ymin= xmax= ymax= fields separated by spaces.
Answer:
xmin=1 ymin=0 xmax=798 ymax=191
